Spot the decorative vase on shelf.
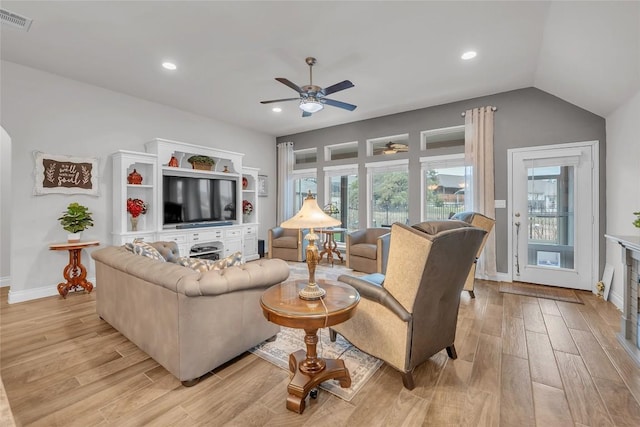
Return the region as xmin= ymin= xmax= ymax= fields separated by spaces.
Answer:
xmin=242 ymin=177 xmax=248 ymax=189
xmin=130 ymin=216 xmax=139 ymax=232
xmin=168 ymin=156 xmax=179 ymax=167
xmin=127 ymin=169 xmax=142 ymax=185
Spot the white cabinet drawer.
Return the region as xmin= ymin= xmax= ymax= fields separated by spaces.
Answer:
xmin=190 ymin=230 xmax=223 ymax=242
xmin=158 ymin=233 xmax=187 ymax=244
xmin=244 ymin=226 xmax=257 ymax=235
xmin=225 ymin=228 xmax=242 ymax=239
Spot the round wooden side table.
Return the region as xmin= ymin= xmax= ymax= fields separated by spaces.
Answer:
xmin=49 ymin=240 xmax=100 ymax=298
xmin=260 ymin=279 xmax=359 ymax=414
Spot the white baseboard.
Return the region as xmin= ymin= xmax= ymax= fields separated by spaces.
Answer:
xmin=0 ymin=276 xmax=10 ymax=287
xmin=477 ymin=272 xmax=510 ymax=283
xmin=7 ymin=276 xmax=96 ymax=304
xmin=609 ymin=290 xmax=623 ymax=311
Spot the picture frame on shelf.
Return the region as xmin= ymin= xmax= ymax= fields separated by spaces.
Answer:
xmin=258 ymin=175 xmax=268 ymax=197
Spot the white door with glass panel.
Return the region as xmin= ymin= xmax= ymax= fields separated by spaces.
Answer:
xmin=509 ymin=142 xmax=597 ymax=290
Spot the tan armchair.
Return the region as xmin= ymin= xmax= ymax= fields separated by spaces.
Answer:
xmin=331 ymin=221 xmax=486 ymax=389
xmin=268 ymin=227 xmax=307 ymax=262
xmin=449 ymin=211 xmax=495 ymax=298
xmin=346 ymin=228 xmax=391 ymax=274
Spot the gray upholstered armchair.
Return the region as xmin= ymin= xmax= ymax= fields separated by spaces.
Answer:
xmin=449 ymin=211 xmax=495 ymax=298
xmin=346 ymin=228 xmax=391 ymax=274
xmin=268 ymin=227 xmax=307 ymax=262
xmin=331 ymin=221 xmax=486 ymax=389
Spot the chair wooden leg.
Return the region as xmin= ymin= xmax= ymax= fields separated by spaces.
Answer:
xmin=446 ymin=344 xmax=458 ymax=359
xmin=468 ymin=290 xmax=475 ymax=298
xmin=329 ymin=328 xmax=337 ymax=342
xmin=401 ymin=370 xmax=415 ymax=390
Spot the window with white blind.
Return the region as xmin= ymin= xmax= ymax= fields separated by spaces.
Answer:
xmin=420 ymin=154 xmax=466 ymax=220
xmin=366 ymin=160 xmax=409 ymax=227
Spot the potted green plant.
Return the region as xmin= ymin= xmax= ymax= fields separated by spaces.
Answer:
xmin=58 ymin=202 xmax=94 ymax=242
xmin=187 ymin=155 xmax=215 ymax=171
xmin=633 ymin=212 xmax=640 ymax=229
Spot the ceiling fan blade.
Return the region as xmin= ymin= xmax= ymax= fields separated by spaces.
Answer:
xmin=275 ymin=78 xmax=304 ymax=94
xmin=302 ymin=110 xmax=312 ymax=118
xmin=322 ymin=98 xmax=357 ymax=111
xmin=260 ymin=98 xmax=300 ymax=104
xmin=322 ymin=80 xmax=354 ymax=96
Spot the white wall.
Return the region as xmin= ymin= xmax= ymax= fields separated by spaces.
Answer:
xmin=0 ymin=127 xmax=11 ymax=286
xmin=605 ymin=89 xmax=640 ymax=309
xmin=0 ymin=61 xmax=277 ymax=302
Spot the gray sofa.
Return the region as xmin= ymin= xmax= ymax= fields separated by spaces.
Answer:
xmin=91 ymin=242 xmax=290 ymax=386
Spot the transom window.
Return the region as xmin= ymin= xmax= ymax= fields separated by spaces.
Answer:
xmin=325 ymin=141 xmax=358 ymax=161
xmin=294 ymin=148 xmax=317 ymax=166
xmin=421 ymin=125 xmax=465 ymax=151
xmin=367 ymin=134 xmax=409 ymax=157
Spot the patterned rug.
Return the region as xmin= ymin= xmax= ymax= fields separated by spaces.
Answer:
xmin=250 ymin=260 xmax=382 ymax=402
xmin=499 ymin=281 xmax=584 ymax=304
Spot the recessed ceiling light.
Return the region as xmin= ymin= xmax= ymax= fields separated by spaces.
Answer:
xmin=162 ymin=62 xmax=177 ymax=70
xmin=272 ymin=107 xmax=282 ymax=113
xmin=461 ymin=51 xmax=477 ymax=60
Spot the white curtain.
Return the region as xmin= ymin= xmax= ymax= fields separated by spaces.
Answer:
xmin=276 ymin=142 xmax=295 ymax=224
xmin=464 ymin=107 xmax=497 ymax=278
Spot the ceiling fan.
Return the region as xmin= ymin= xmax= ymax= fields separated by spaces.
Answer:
xmin=260 ymin=57 xmax=356 ymax=117
xmin=376 ymin=141 xmax=409 ymax=155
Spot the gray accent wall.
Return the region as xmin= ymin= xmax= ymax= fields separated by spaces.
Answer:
xmin=277 ymin=87 xmax=606 ymax=275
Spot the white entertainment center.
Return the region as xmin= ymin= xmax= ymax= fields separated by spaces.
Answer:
xmin=112 ymin=138 xmax=260 ymax=261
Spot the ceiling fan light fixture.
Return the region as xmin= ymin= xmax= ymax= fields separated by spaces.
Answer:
xmin=299 ymin=99 xmax=324 ymax=113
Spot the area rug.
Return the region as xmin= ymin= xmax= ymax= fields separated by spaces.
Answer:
xmin=249 ymin=326 xmax=383 ymax=401
xmin=499 ymin=281 xmax=584 ymax=304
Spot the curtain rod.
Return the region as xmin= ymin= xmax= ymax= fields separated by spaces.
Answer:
xmin=461 ymin=106 xmax=498 ymax=117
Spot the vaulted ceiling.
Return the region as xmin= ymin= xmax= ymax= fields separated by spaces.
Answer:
xmin=1 ymin=1 xmax=638 ymax=137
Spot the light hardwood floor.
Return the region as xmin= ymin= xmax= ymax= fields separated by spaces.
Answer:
xmin=1 ymin=274 xmax=640 ymax=426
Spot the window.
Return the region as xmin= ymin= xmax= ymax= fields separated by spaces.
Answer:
xmin=421 ymin=154 xmax=466 ymax=220
xmin=324 ymin=166 xmax=359 ymax=242
xmin=291 ymin=169 xmax=317 ymax=211
xmin=421 ymin=125 xmax=465 ymax=151
xmin=367 ymin=134 xmax=409 ymax=157
xmin=325 ymin=141 xmax=358 ymax=161
xmin=294 ymin=148 xmax=317 ymax=166
xmin=366 ymin=160 xmax=409 ymax=227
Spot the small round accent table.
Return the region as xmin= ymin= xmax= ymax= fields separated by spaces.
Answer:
xmin=318 ymin=228 xmax=346 ymax=265
xmin=49 ymin=240 xmax=100 ymax=298
xmin=260 ymin=279 xmax=359 ymax=414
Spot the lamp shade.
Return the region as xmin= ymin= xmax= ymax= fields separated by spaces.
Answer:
xmin=281 ymin=192 xmax=341 ymax=229
xmin=299 ymin=99 xmax=324 ymax=113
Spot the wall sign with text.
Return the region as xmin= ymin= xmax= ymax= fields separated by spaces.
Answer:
xmin=33 ymin=152 xmax=99 ymax=196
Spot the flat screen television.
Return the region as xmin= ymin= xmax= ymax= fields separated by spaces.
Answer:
xmin=163 ymin=175 xmax=237 ymax=226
